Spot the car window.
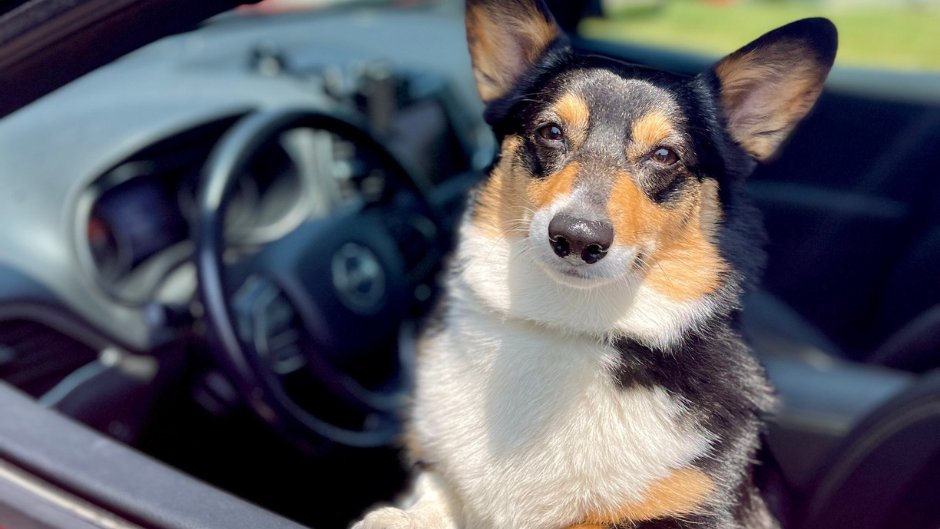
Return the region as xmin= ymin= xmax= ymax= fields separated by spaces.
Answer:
xmin=580 ymin=0 xmax=940 ymax=73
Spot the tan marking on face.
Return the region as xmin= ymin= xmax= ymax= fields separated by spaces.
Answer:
xmin=471 ymin=152 xmax=516 ymax=238
xmin=644 ymin=179 xmax=727 ymax=302
xmin=628 ymin=110 xmax=676 ymax=159
xmin=564 ymin=468 xmax=715 ymax=528
xmin=466 ymin=2 xmax=558 ymax=102
xmin=606 ymin=170 xmax=666 ymax=248
xmin=552 ymin=92 xmax=590 ymax=149
xmin=607 ymin=173 xmax=726 ymax=302
xmin=472 ymin=136 xmax=579 ymax=239
xmin=528 ymin=161 xmax=580 ymax=209
xmin=715 ymin=40 xmax=827 ymax=160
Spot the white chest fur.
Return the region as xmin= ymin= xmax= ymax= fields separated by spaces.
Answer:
xmin=412 ymin=301 xmax=713 ymax=529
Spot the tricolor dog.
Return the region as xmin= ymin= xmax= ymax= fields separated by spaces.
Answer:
xmin=354 ymin=2 xmax=837 ymax=528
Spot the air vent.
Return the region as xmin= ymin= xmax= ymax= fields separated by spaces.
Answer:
xmin=0 ymin=319 xmax=99 ymax=397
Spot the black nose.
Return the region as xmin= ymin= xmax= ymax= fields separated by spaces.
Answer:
xmin=548 ymin=214 xmax=614 ymax=264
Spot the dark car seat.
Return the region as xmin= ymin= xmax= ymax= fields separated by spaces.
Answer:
xmin=799 ymin=370 xmax=940 ymax=529
xmin=743 ymin=289 xmax=940 ymax=529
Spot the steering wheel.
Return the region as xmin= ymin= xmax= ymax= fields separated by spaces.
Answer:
xmin=196 ymin=108 xmax=442 ymax=449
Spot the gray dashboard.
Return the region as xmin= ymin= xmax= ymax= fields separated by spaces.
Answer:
xmin=0 ymin=5 xmax=486 ymax=352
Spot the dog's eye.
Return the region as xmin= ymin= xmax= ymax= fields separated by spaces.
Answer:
xmin=650 ymin=147 xmax=679 ymax=166
xmin=536 ymin=123 xmax=565 ymax=145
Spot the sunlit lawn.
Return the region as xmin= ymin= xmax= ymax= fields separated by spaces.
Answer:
xmin=580 ymin=0 xmax=940 ymax=72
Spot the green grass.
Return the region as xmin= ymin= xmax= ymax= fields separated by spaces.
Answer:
xmin=580 ymin=0 xmax=940 ymax=72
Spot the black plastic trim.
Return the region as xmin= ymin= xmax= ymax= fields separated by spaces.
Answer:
xmin=0 ymin=382 xmax=308 ymax=529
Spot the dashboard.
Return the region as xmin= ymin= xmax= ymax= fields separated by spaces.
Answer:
xmin=0 ymin=4 xmax=489 ymax=359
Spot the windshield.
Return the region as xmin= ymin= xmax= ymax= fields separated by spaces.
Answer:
xmin=581 ymin=0 xmax=940 ymax=73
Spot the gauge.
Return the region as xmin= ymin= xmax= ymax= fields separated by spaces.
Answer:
xmin=87 ymin=177 xmax=188 ymax=280
xmin=87 ymin=209 xmax=129 ymax=281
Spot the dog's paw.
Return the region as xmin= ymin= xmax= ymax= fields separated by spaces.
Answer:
xmin=350 ymin=507 xmax=417 ymax=529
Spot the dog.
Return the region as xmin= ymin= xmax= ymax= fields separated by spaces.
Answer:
xmin=353 ymin=2 xmax=836 ymax=528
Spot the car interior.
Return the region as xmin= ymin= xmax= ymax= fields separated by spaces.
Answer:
xmin=1 ymin=1 xmax=938 ymax=529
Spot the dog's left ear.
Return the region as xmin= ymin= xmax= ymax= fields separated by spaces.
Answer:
xmin=711 ymin=18 xmax=837 ymax=161
xmin=465 ymin=0 xmax=563 ymax=102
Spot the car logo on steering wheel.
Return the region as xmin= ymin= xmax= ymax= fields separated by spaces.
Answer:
xmin=331 ymin=242 xmax=386 ymax=314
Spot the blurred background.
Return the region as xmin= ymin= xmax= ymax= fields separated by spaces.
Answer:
xmin=585 ymin=0 xmax=940 ymax=72
xmin=242 ymin=0 xmax=940 ymax=71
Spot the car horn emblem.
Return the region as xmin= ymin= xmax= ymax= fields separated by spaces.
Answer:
xmin=331 ymin=242 xmax=386 ymax=313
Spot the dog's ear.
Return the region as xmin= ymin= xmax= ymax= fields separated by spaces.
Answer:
xmin=465 ymin=0 xmax=562 ymax=102
xmin=711 ymin=18 xmax=837 ymax=161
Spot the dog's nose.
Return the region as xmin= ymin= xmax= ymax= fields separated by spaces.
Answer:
xmin=548 ymin=214 xmax=613 ymax=264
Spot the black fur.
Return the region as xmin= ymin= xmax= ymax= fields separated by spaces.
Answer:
xmin=614 ymin=329 xmax=776 ymax=526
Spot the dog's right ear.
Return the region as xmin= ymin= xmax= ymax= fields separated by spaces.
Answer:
xmin=466 ymin=0 xmax=562 ymax=102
